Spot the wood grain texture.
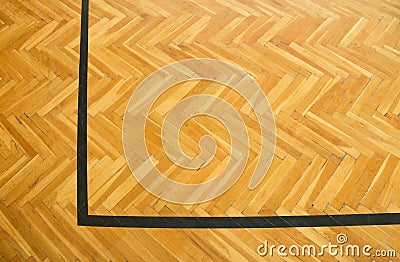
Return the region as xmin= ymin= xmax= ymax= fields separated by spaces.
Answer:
xmin=1 ymin=0 xmax=400 ymax=260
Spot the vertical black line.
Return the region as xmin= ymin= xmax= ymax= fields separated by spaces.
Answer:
xmin=77 ymin=0 xmax=89 ymax=224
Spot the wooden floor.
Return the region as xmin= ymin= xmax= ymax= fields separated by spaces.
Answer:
xmin=1 ymin=0 xmax=400 ymax=260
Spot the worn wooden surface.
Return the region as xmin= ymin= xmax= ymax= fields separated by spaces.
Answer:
xmin=1 ymin=0 xmax=400 ymax=260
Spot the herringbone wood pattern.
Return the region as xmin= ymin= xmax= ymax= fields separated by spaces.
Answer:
xmin=1 ymin=0 xmax=400 ymax=260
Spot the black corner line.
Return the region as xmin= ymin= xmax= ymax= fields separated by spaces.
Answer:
xmin=77 ymin=0 xmax=400 ymax=228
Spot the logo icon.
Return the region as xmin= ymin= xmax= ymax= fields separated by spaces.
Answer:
xmin=122 ymin=59 xmax=276 ymax=204
xmin=336 ymin=233 xmax=348 ymax=244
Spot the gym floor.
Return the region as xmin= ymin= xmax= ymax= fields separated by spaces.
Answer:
xmin=1 ymin=0 xmax=400 ymax=260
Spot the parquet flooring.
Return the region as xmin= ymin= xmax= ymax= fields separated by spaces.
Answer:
xmin=1 ymin=0 xmax=400 ymax=260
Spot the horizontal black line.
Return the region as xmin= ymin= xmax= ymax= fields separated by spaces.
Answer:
xmin=78 ymin=213 xmax=400 ymax=228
